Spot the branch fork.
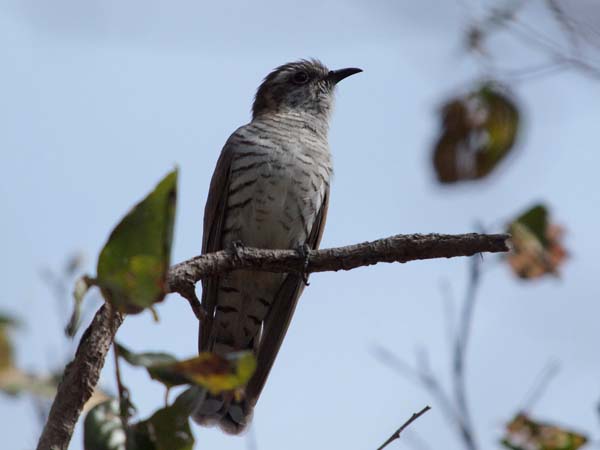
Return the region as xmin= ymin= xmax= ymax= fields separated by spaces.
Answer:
xmin=37 ymin=232 xmax=509 ymax=450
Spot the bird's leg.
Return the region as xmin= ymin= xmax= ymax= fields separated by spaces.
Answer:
xmin=296 ymin=243 xmax=312 ymax=286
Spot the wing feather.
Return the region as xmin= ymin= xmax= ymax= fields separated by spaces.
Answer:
xmin=199 ymin=144 xmax=235 ymax=351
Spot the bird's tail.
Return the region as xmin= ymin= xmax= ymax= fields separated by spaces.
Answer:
xmin=192 ymin=390 xmax=254 ymax=435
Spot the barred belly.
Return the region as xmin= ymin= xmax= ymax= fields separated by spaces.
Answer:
xmin=209 ymin=123 xmax=330 ymax=355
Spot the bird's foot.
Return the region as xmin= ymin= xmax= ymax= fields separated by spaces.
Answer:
xmin=229 ymin=240 xmax=246 ymax=262
xmin=296 ymin=243 xmax=312 ymax=286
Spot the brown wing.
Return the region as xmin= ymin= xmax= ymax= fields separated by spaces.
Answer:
xmin=199 ymin=144 xmax=236 ymax=352
xmin=245 ymin=188 xmax=330 ymax=403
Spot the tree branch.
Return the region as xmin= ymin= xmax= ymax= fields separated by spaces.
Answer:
xmin=377 ymin=406 xmax=432 ymax=450
xmin=372 ymin=345 xmax=465 ymax=440
xmin=37 ymin=304 xmax=123 ymax=450
xmin=37 ymin=232 xmax=509 ymax=450
xmin=167 ymin=233 xmax=510 ymax=297
xmin=375 ymin=253 xmax=489 ymax=450
xmin=451 ymin=256 xmax=481 ymax=450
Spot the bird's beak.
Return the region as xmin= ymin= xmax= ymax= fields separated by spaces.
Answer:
xmin=327 ymin=67 xmax=363 ymax=84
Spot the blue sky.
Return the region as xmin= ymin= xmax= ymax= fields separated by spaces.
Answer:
xmin=1 ymin=1 xmax=600 ymax=449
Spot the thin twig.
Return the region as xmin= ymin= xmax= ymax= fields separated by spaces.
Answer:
xmin=377 ymin=406 xmax=432 ymax=450
xmin=439 ymin=278 xmax=456 ymax=353
xmin=372 ymin=346 xmax=462 ymax=431
xmin=177 ymin=282 xmax=206 ymax=322
xmin=520 ymin=361 xmax=560 ymax=411
xmin=507 ymin=20 xmax=600 ymax=79
xmin=498 ymin=60 xmax=569 ymax=83
xmin=468 ymin=1 xmax=600 ymax=81
xmin=374 ymin=255 xmax=485 ymax=450
xmin=451 ymin=256 xmax=482 ymax=450
xmin=167 ymin=233 xmax=510 ymax=298
xmin=112 ymin=342 xmax=129 ymax=448
xmin=545 ymin=0 xmax=581 ymax=57
xmin=37 ymin=232 xmax=509 ymax=450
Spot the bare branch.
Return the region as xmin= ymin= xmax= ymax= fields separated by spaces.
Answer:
xmin=377 ymin=406 xmax=432 ymax=450
xmin=167 ymin=233 xmax=510 ymax=296
xmin=37 ymin=232 xmax=508 ymax=450
xmin=37 ymin=305 xmax=123 ymax=450
xmin=467 ymin=1 xmax=600 ymax=81
xmin=177 ymin=281 xmax=206 ymax=322
xmin=113 ymin=342 xmax=130 ymax=448
xmin=520 ymin=361 xmax=560 ymax=411
xmin=372 ymin=345 xmax=465 ymax=440
xmin=451 ymin=256 xmax=482 ymax=450
xmin=374 ymin=254 xmax=487 ymax=450
xmin=545 ymin=0 xmax=581 ymax=56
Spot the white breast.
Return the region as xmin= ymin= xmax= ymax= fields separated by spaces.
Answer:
xmin=224 ymin=149 xmax=327 ymax=250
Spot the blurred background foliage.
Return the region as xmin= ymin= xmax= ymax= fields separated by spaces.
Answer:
xmin=1 ymin=0 xmax=599 ymax=449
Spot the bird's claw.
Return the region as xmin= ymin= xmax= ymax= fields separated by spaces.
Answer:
xmin=230 ymin=240 xmax=246 ymax=261
xmin=297 ymin=243 xmax=312 ymax=286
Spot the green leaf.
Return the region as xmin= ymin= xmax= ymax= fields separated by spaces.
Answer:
xmin=85 ymin=393 xmax=195 ymax=450
xmin=0 ymin=313 xmax=21 ymax=372
xmin=97 ymin=169 xmax=177 ymax=314
xmin=477 ymin=85 xmax=520 ymax=177
xmin=116 ymin=343 xmax=177 ymax=369
xmin=512 ymin=204 xmax=549 ymax=247
xmin=115 ymin=343 xmax=184 ymax=387
xmin=432 ymin=82 xmax=520 ymax=183
xmin=84 ymin=399 xmax=126 ymax=450
xmin=506 ymin=204 xmax=567 ymax=279
xmin=129 ymin=396 xmax=194 ymax=450
xmin=501 ymin=413 xmax=587 ymax=450
xmin=0 ymin=314 xmax=20 ymax=328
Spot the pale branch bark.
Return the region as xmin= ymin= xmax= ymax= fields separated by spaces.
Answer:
xmin=168 ymin=233 xmax=510 ymax=299
xmin=37 ymin=304 xmax=123 ymax=450
xmin=36 ymin=232 xmax=509 ymax=450
xmin=377 ymin=406 xmax=432 ymax=450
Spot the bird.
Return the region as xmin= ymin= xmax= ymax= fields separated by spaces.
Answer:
xmin=192 ymin=59 xmax=361 ymax=434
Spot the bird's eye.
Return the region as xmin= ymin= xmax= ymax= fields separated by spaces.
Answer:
xmin=292 ymin=71 xmax=310 ymax=85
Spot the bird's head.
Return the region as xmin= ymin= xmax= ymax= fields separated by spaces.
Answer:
xmin=252 ymin=59 xmax=362 ymax=120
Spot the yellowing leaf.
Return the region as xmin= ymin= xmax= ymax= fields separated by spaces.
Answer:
xmin=502 ymin=413 xmax=587 ymax=450
xmin=0 ymin=367 xmax=58 ymax=398
xmin=432 ymin=83 xmax=520 ymax=183
xmin=96 ymin=169 xmax=177 ymax=314
xmin=0 ymin=314 xmax=19 ymax=371
xmin=115 ymin=344 xmax=256 ymax=394
xmin=158 ymin=352 xmax=257 ymax=395
xmin=507 ymin=204 xmax=568 ymax=279
xmin=0 ymin=328 xmax=12 ymax=372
